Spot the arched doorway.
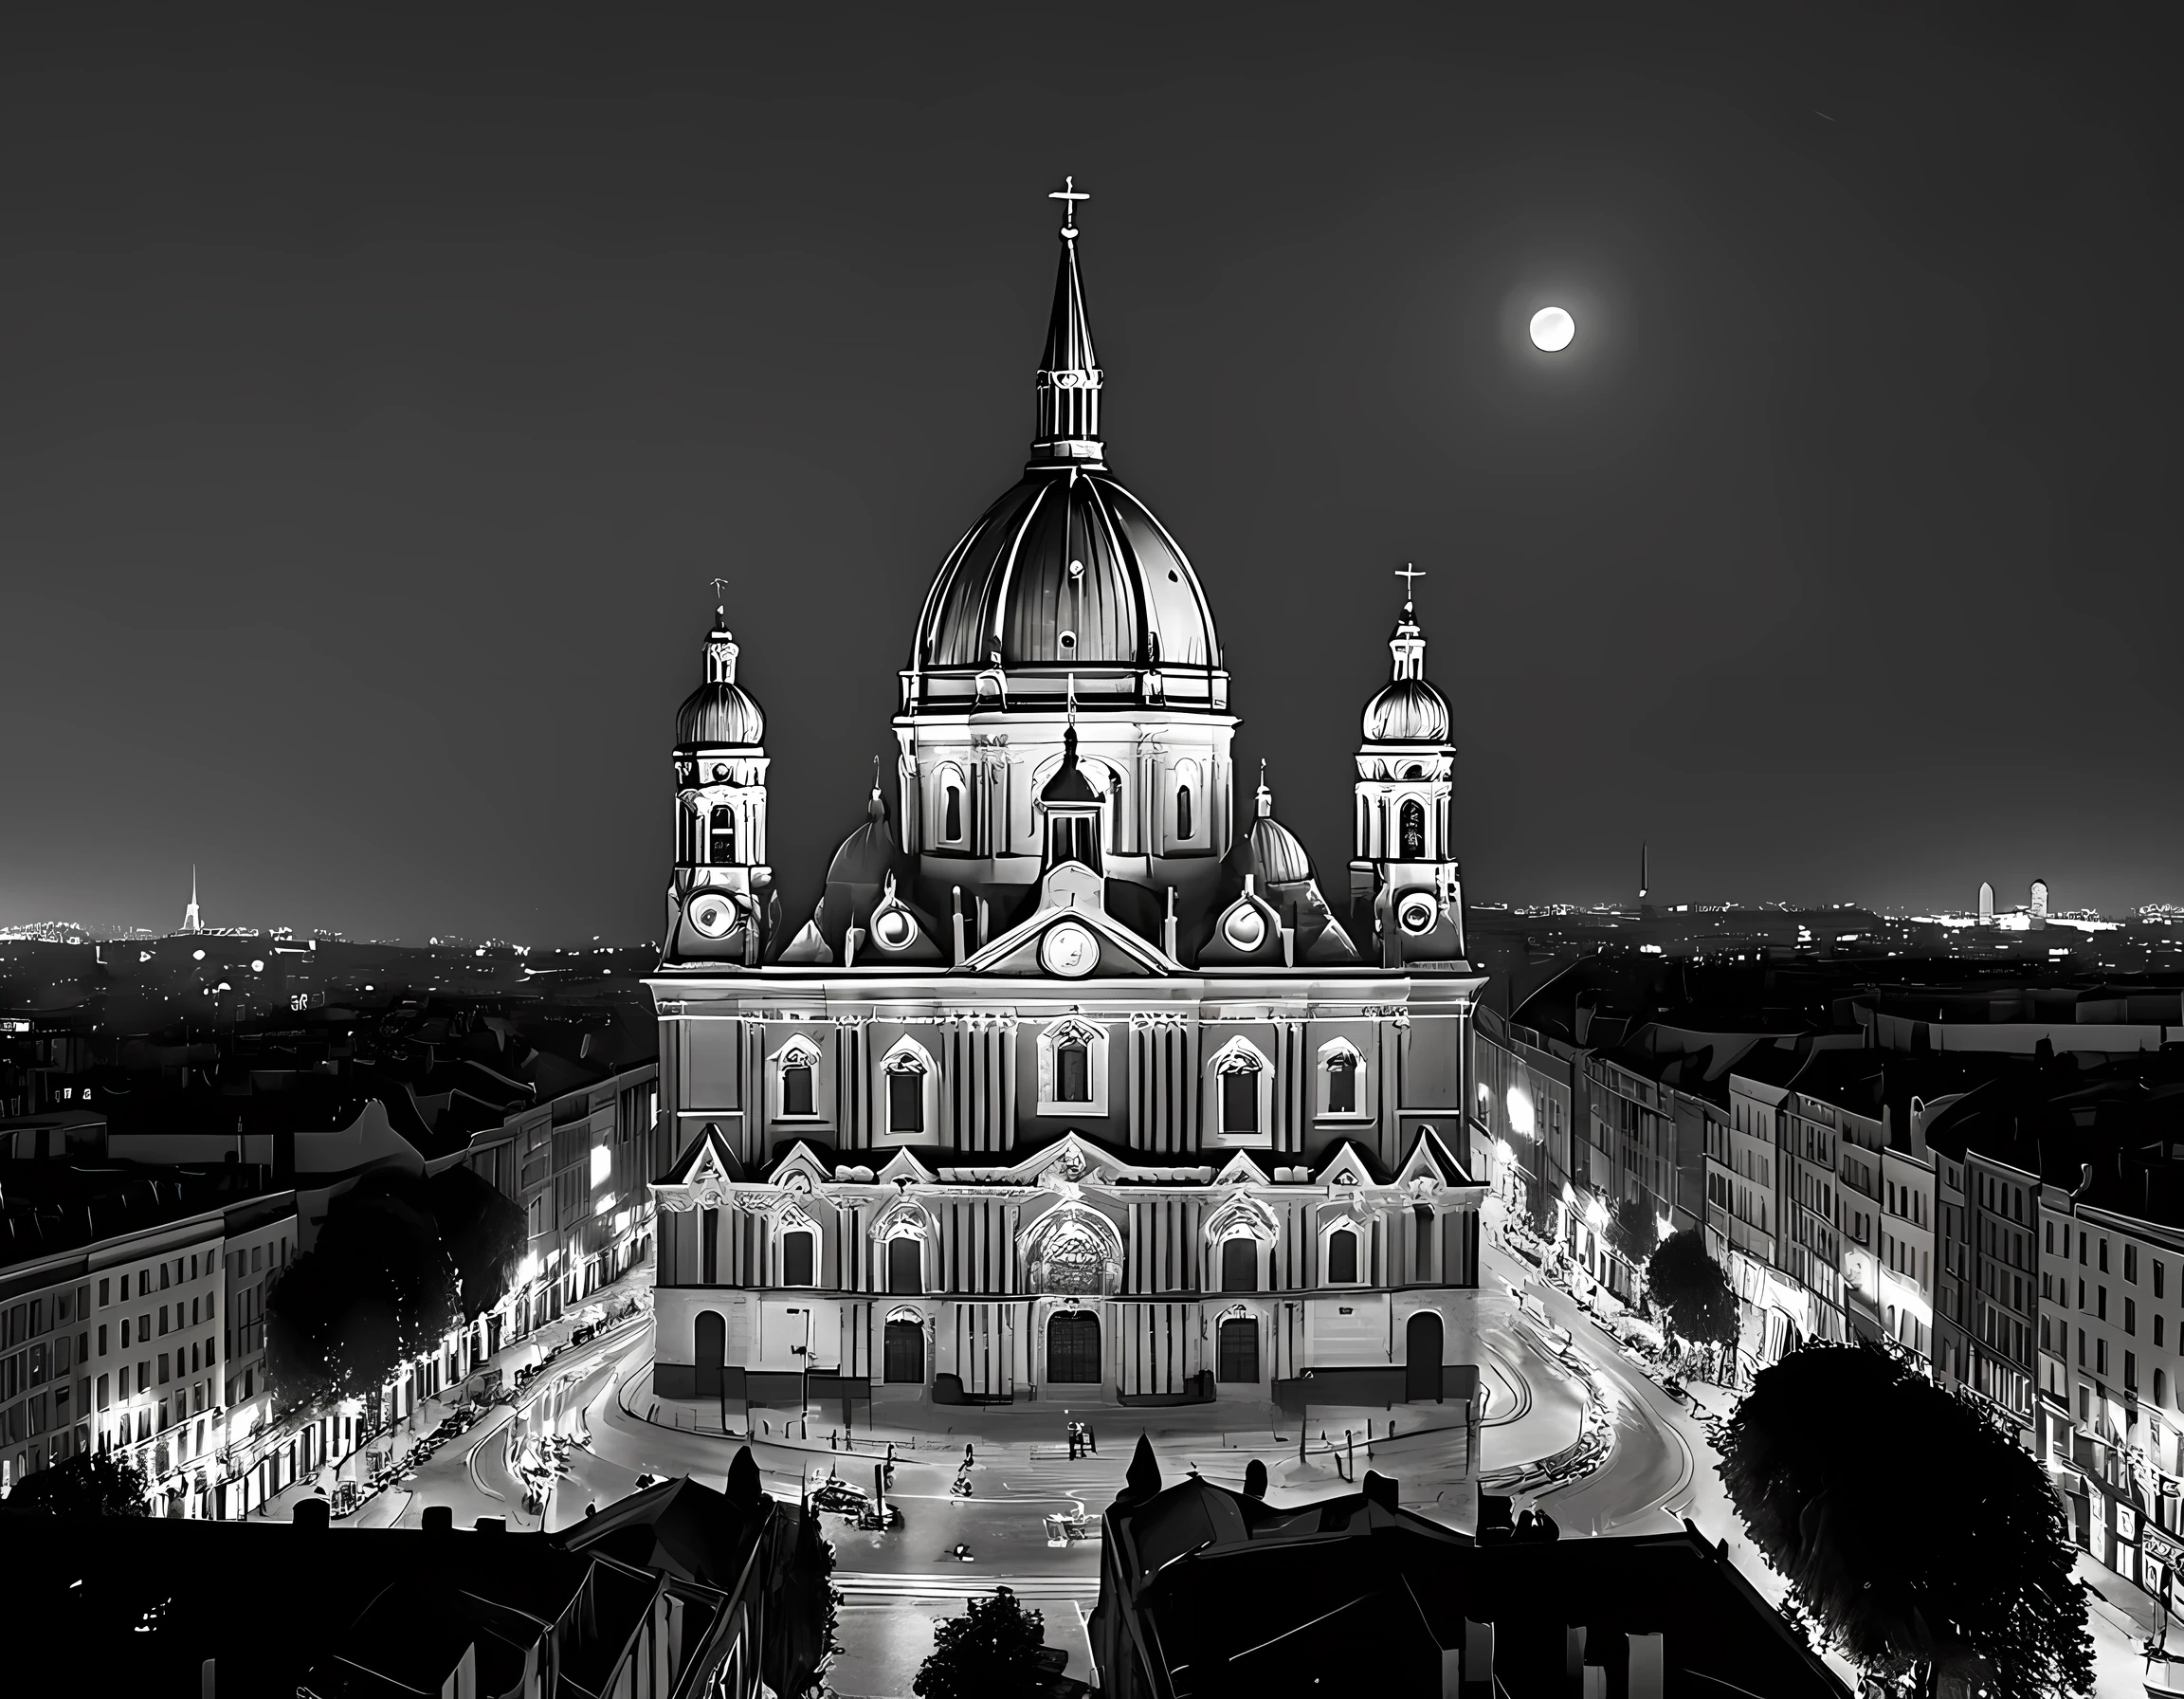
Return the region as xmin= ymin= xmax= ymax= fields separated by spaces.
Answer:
xmin=1046 ymin=1310 xmax=1101 ymax=1385
xmin=1217 ymin=1316 xmax=1259 ymax=1383
xmin=883 ymin=1317 xmax=924 ymax=1383
xmin=1405 ymin=1309 xmax=1444 ymax=1402
xmin=694 ymin=1310 xmax=726 ymax=1398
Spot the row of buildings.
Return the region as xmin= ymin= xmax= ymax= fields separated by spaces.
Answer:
xmin=1469 ymin=951 xmax=2184 ymax=1622
xmin=2 ymin=1458 xmax=827 ymax=1699
xmin=0 ymin=992 xmax=661 ymax=1515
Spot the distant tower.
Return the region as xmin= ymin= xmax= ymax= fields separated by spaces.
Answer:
xmin=184 ymin=867 xmax=202 ymax=934
xmin=2030 ymin=878 xmax=2049 ymax=928
xmin=1978 ymin=881 xmax=1994 ymax=925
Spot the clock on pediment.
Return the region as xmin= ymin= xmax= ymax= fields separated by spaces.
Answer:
xmin=1040 ymin=921 xmax=1099 ymax=978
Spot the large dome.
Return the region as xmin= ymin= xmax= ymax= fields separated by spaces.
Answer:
xmin=915 ymin=466 xmax=1216 ymax=672
xmin=1362 ymin=678 xmax=1451 ymax=744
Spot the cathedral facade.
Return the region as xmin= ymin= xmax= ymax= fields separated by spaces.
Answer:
xmin=646 ymin=194 xmax=1485 ymax=1416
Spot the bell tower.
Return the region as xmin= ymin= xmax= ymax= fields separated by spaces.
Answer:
xmin=1349 ymin=577 xmax=1465 ymax=966
xmin=666 ymin=607 xmax=774 ymax=966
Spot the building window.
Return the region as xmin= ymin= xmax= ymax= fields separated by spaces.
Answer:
xmin=1327 ymin=1226 xmax=1359 ymax=1285
xmin=1173 ymin=758 xmax=1200 ymax=845
xmin=1222 ymin=1070 xmax=1257 ymax=1136
xmin=782 ymin=1230 xmax=815 ymax=1288
xmin=1220 ymin=1236 xmax=1259 ymax=1293
xmin=701 ymin=1208 xmax=719 ymax=1285
xmin=1399 ymin=798 xmax=1426 ymax=860
xmin=886 ymin=1235 xmax=922 ymax=1296
xmin=879 ymin=1038 xmax=935 ymax=1140
xmin=943 ymin=783 xmax=962 ymax=843
xmin=1318 ymin=1040 xmax=1365 ymax=1119
xmin=1057 ymin=1037 xmax=1090 ymax=1103
xmin=783 ymin=1059 xmax=814 ymax=1118
xmin=709 ymin=805 xmax=735 ymax=865
xmin=2128 ymin=1245 xmax=2139 ymax=1284
xmin=1037 ymin=1018 xmax=1109 ymax=1117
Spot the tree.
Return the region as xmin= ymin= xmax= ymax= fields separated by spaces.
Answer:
xmin=1717 ymin=1341 xmax=2092 ymax=1699
xmin=1603 ymin=1196 xmax=1657 ymax=1272
xmin=914 ymin=1585 xmax=1047 ymax=1699
xmin=427 ymin=1163 xmax=527 ymax=1320
xmin=1646 ymin=1228 xmax=1739 ymax=1359
xmin=265 ymin=1174 xmax=460 ymax=1416
xmin=3 ymin=1450 xmax=149 ymax=1517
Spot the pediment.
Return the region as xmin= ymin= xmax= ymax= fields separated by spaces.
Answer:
xmin=1317 ymin=1141 xmax=1377 ymax=1190
xmin=960 ymin=899 xmax=1178 ymax=980
xmin=768 ymin=1141 xmax=834 ymax=1191
xmin=1396 ymin=1124 xmax=1469 ymax=1190
xmin=876 ymin=1146 xmax=936 ymax=1185
xmin=1213 ymin=1149 xmax=1271 ymax=1187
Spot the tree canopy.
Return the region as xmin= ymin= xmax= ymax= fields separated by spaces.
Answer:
xmin=426 ymin=1163 xmax=527 ymax=1321
xmin=1717 ymin=1342 xmax=2091 ymax=1698
xmin=1646 ymin=1228 xmax=1739 ymax=1350
xmin=265 ymin=1170 xmax=460 ymax=1416
xmin=3 ymin=1450 xmax=149 ymax=1517
xmin=914 ymin=1585 xmax=1047 ymax=1699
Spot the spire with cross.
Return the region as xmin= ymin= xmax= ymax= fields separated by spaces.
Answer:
xmin=1033 ymin=176 xmax=1103 ymax=463
xmin=1395 ymin=563 xmax=1426 ymax=612
xmin=1048 ymin=174 xmax=1089 ymax=239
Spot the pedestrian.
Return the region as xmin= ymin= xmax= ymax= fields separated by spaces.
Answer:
xmin=964 ymin=1441 xmax=974 ymax=1469
xmin=1067 ymin=1422 xmax=1081 ymax=1460
xmin=1086 ymin=1425 xmax=1097 ymax=1456
xmin=829 ymin=1430 xmax=839 ymax=1452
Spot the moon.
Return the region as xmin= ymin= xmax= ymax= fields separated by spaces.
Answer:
xmin=1529 ymin=306 xmax=1575 ymax=352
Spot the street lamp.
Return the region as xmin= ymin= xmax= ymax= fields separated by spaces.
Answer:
xmin=784 ymin=1306 xmax=813 ymax=1440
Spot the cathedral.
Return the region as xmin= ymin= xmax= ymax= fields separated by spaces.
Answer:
xmin=646 ymin=190 xmax=1486 ymax=1418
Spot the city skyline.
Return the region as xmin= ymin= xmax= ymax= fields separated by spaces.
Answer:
xmin=2 ymin=8 xmax=2179 ymax=943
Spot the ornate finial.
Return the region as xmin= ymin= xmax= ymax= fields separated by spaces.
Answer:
xmin=1394 ymin=563 xmax=1426 ymax=612
xmin=709 ymin=575 xmax=734 ymax=608
xmin=1256 ymin=759 xmax=1273 ymax=819
xmin=1066 ymin=672 xmax=1078 ymax=727
xmin=1048 ymin=174 xmax=1089 ymax=239
xmin=871 ymin=755 xmax=884 ymax=799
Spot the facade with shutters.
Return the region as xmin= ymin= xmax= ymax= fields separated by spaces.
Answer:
xmin=646 ymin=194 xmax=1484 ymax=1415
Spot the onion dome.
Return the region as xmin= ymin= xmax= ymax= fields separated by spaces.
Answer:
xmin=676 ymin=608 xmax=766 ymax=747
xmin=826 ymin=781 xmax=909 ymax=890
xmin=1228 ymin=764 xmax=1314 ymax=888
xmin=1361 ymin=603 xmax=1452 ymax=744
xmin=906 ymin=193 xmax=1222 ymax=708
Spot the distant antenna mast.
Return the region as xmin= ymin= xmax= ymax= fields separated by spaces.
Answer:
xmin=1639 ymin=843 xmax=1648 ymax=904
xmin=185 ymin=866 xmax=203 ymax=934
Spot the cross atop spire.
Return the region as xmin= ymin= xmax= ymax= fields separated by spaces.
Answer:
xmin=1032 ymin=183 xmax=1103 ymax=466
xmin=1395 ymin=563 xmax=1426 ymax=612
xmin=1048 ymin=174 xmax=1089 ymax=239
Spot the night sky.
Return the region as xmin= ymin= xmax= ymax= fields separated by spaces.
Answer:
xmin=2 ymin=6 xmax=2177 ymax=944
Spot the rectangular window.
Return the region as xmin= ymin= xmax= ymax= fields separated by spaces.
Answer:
xmin=886 ymin=1235 xmax=922 ymax=1296
xmin=2099 ymin=1338 xmax=2109 ymax=1377
xmin=2128 ymin=1245 xmax=2139 ymax=1284
xmin=1221 ymin=1237 xmax=1259 ymax=1293
xmin=97 ymin=1324 xmax=106 ymax=1356
xmin=2102 ymin=1239 xmax=2111 ymax=1272
xmin=887 ymin=1069 xmax=924 ymax=1135
xmin=1327 ymin=1055 xmax=1356 ymax=1115
xmin=700 ymin=1208 xmax=719 ymax=1286
xmin=1057 ymin=1041 xmax=1091 ymax=1105
xmin=782 ymin=1062 xmax=814 ymax=1118
xmin=782 ymin=1233 xmax=814 ymax=1288
xmin=2100 ymin=1287 xmax=2109 ymax=1321
xmin=97 ymin=1374 xmax=108 ymax=1411
xmin=251 ymin=1246 xmax=262 ymax=1274
xmin=158 ymin=1353 xmax=170 ymax=1385
xmin=2128 ymin=1298 xmax=2138 ymax=1336
xmin=2159 ymin=1260 xmax=2169 ymax=1301
xmin=2127 ymin=1350 xmax=2138 ymax=1393
xmin=98 ymin=1278 xmax=109 ymax=1308
xmin=1222 ymin=1069 xmax=1259 ymax=1135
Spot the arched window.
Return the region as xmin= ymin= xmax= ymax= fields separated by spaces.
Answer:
xmin=883 ymin=1312 xmax=924 ymax=1382
xmin=1173 ymin=758 xmax=1199 ymax=844
xmin=943 ymin=782 xmax=962 ymax=843
xmin=1220 ymin=1235 xmax=1259 ymax=1293
xmin=782 ymin=1057 xmax=814 ymax=1118
xmin=1326 ymin=1050 xmax=1356 ymax=1115
xmin=1399 ymin=798 xmax=1426 ymax=860
xmin=1057 ymin=1034 xmax=1091 ymax=1104
xmin=1221 ymin=1061 xmax=1259 ymax=1136
xmin=1326 ymin=1226 xmax=1359 ymax=1285
xmin=710 ymin=804 xmax=736 ymax=865
xmin=886 ymin=1234 xmax=923 ymax=1295
xmin=880 ymin=1039 xmax=933 ymax=1139
xmin=1176 ymin=785 xmax=1193 ymax=841
xmin=781 ymin=1228 xmax=815 ymax=1288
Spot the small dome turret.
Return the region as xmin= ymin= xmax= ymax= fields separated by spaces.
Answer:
xmin=1361 ymin=603 xmax=1451 ymax=745
xmin=1229 ymin=764 xmax=1313 ymax=888
xmin=676 ymin=608 xmax=767 ymax=748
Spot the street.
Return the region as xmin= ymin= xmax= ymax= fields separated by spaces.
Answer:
xmin=312 ymin=1251 xmax=2161 ymax=1697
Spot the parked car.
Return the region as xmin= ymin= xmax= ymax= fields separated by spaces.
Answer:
xmin=809 ymin=1474 xmax=870 ymax=1516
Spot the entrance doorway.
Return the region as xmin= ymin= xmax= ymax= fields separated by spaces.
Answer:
xmin=1046 ymin=1310 xmax=1101 ymax=1384
xmin=1405 ymin=1309 xmax=1444 ymax=1402
xmin=1216 ymin=1317 xmax=1260 ymax=1383
xmin=695 ymin=1310 xmax=726 ymax=1398
xmin=883 ymin=1318 xmax=924 ymax=1383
